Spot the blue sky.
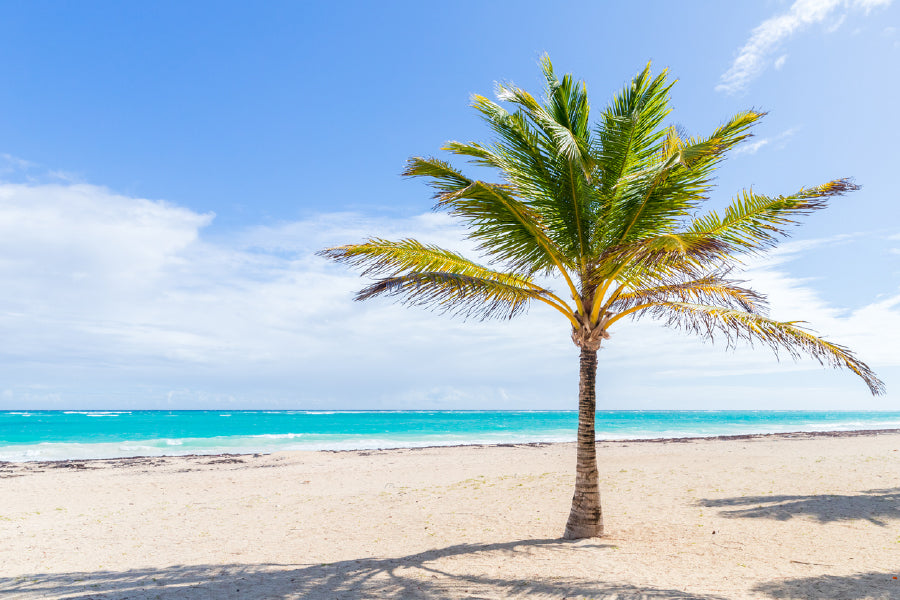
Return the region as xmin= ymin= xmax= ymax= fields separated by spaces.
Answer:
xmin=0 ymin=0 xmax=897 ymax=410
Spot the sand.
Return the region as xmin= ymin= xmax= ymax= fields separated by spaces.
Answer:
xmin=1 ymin=431 xmax=899 ymax=599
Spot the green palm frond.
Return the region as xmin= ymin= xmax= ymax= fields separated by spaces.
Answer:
xmin=687 ymin=179 xmax=860 ymax=254
xmin=606 ymin=111 xmax=765 ymax=246
xmin=595 ymin=63 xmax=673 ymax=198
xmin=492 ymin=62 xmax=595 ymax=262
xmin=404 ymin=157 xmax=571 ymax=274
xmin=444 ymin=108 xmax=555 ymax=211
xmin=356 ymin=272 xmax=547 ymax=321
xmin=625 ymin=302 xmax=884 ymax=395
xmin=495 ymin=78 xmax=589 ymax=166
xmin=540 ymin=54 xmax=591 ymax=140
xmin=606 ymin=149 xmax=696 ymax=243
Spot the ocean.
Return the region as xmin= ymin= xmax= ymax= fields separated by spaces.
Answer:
xmin=2 ymin=410 xmax=900 ymax=462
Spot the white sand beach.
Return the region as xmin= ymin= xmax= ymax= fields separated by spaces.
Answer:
xmin=2 ymin=431 xmax=899 ymax=599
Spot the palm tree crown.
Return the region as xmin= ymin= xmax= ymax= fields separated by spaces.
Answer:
xmin=322 ymin=56 xmax=883 ymax=396
xmin=322 ymin=56 xmax=883 ymax=539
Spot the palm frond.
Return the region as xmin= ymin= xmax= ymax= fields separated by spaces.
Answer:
xmin=404 ymin=156 xmax=571 ymax=274
xmin=625 ymin=302 xmax=885 ymax=395
xmin=669 ymin=110 xmax=763 ymax=176
xmin=356 ymin=272 xmax=547 ymax=321
xmin=605 ymin=148 xmax=691 ymax=243
xmin=595 ymin=63 xmax=673 ymax=203
xmin=496 ymin=81 xmax=581 ymax=157
xmin=402 ymin=155 xmax=471 ymax=194
xmin=540 ymin=54 xmax=591 ymax=138
xmin=592 ymin=233 xmax=729 ymax=285
xmin=491 ymin=57 xmax=596 ymax=265
xmin=610 ymin=274 xmax=767 ymax=314
xmin=466 ymin=94 xmax=550 ymax=171
xmin=686 ymin=179 xmax=860 ymax=254
xmin=604 ymin=110 xmax=765 ymax=247
xmin=444 ymin=105 xmax=555 ymax=206
xmin=317 ymin=238 xmax=536 ymax=288
xmin=496 ymin=78 xmax=588 ymax=163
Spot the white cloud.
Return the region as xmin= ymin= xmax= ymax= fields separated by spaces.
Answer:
xmin=717 ymin=0 xmax=893 ymax=94
xmin=774 ymin=54 xmax=789 ymax=69
xmin=0 ymin=181 xmax=574 ymax=410
xmin=0 ymin=154 xmax=36 ymax=176
xmin=856 ymin=0 xmax=893 ymax=13
xmin=734 ymin=139 xmax=770 ymax=155
xmin=734 ymin=127 xmax=798 ymax=155
xmin=0 ymin=180 xmax=896 ymax=410
xmin=826 ymin=14 xmax=848 ymax=31
xmin=739 ymin=240 xmax=900 ymax=366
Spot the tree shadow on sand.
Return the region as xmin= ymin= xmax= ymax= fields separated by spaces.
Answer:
xmin=698 ymin=488 xmax=900 ymax=526
xmin=754 ymin=571 xmax=900 ymax=599
xmin=1 ymin=538 xmax=728 ymax=600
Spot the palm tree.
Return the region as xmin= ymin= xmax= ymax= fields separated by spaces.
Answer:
xmin=320 ymin=57 xmax=884 ymax=539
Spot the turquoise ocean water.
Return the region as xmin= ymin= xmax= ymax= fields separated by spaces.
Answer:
xmin=2 ymin=410 xmax=900 ymax=462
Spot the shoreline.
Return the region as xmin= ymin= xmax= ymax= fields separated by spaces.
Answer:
xmin=5 ymin=409 xmax=899 ymax=464
xmin=3 ymin=426 xmax=899 ymax=469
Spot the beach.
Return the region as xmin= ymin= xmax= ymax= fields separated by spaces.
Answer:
xmin=1 ymin=431 xmax=899 ymax=599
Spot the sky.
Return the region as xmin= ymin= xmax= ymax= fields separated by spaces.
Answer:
xmin=0 ymin=0 xmax=897 ymax=410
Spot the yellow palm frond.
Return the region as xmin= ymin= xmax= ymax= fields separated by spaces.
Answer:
xmin=610 ymin=274 xmax=766 ymax=315
xmin=318 ymin=238 xmax=532 ymax=286
xmin=356 ymin=272 xmax=545 ymax=321
xmin=687 ymin=179 xmax=859 ymax=254
xmin=619 ymin=301 xmax=884 ymax=395
xmin=319 ymin=239 xmax=578 ymax=325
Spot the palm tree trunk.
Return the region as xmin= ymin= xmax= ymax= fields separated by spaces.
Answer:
xmin=563 ymin=346 xmax=603 ymax=539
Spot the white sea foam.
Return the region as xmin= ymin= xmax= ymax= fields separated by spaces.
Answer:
xmin=62 ymin=411 xmax=130 ymax=417
xmin=0 ymin=430 xmax=575 ymax=462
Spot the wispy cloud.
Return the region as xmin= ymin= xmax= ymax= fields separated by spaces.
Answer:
xmin=856 ymin=0 xmax=893 ymax=13
xmin=0 ymin=153 xmax=36 ymax=175
xmin=0 ymin=180 xmax=573 ymax=409
xmin=735 ymin=139 xmax=770 ymax=155
xmin=890 ymin=233 xmax=900 ymax=256
xmin=825 ymin=14 xmax=848 ymax=31
xmin=0 ymin=153 xmax=82 ymax=183
xmin=717 ymin=0 xmax=893 ymax=94
xmin=734 ymin=127 xmax=798 ymax=155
